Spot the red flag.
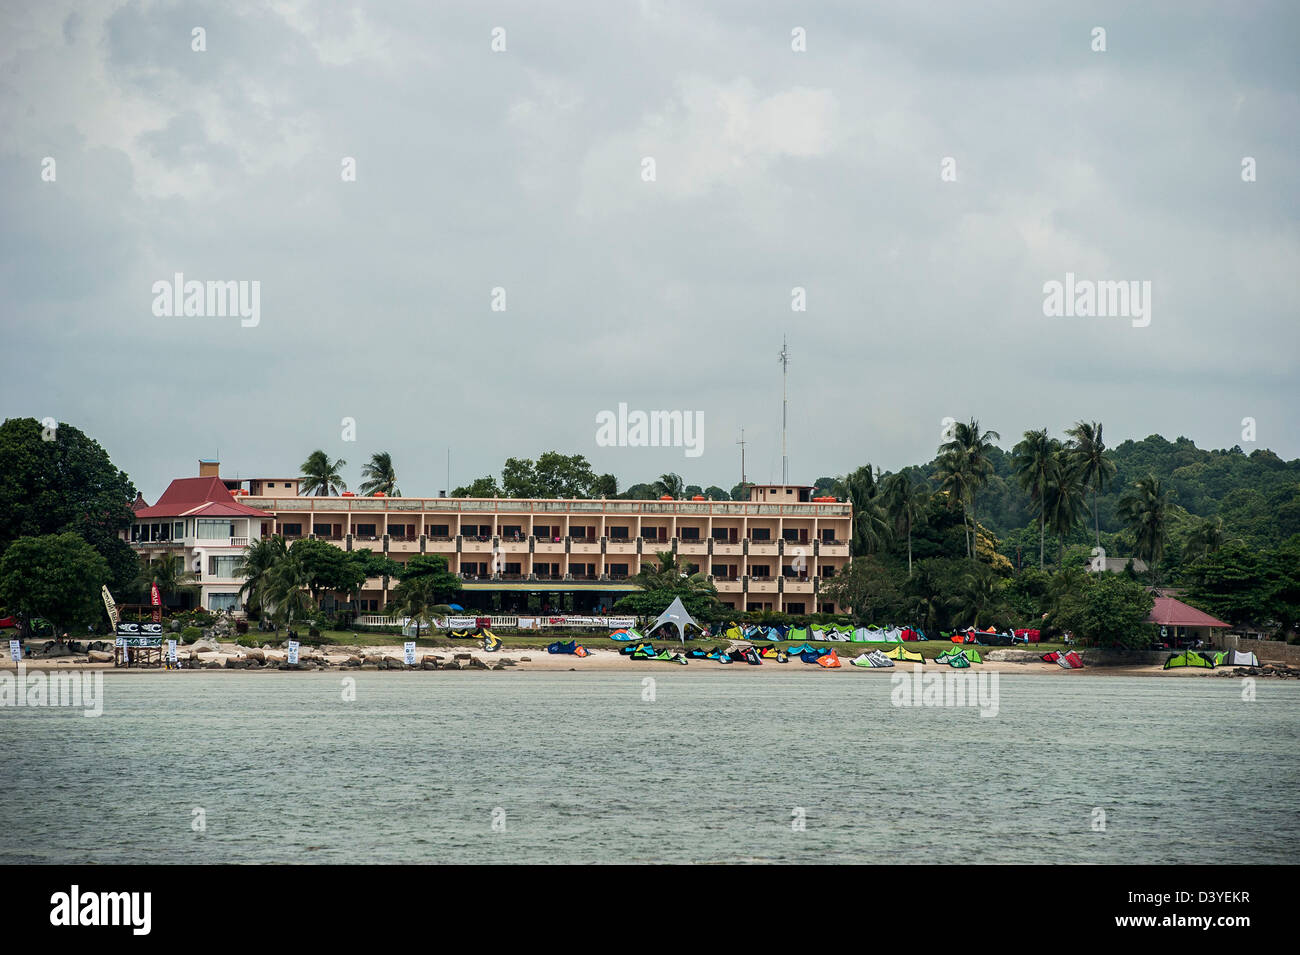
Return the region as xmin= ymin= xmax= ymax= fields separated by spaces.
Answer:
xmin=150 ymin=583 xmax=161 ymax=606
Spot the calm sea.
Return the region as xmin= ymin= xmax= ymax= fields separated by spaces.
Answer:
xmin=2 ymin=671 xmax=1296 ymax=864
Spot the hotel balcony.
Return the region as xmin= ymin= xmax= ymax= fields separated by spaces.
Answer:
xmin=534 ymin=539 xmax=565 ymax=555
xmin=499 ymin=539 xmax=530 ymax=555
xmin=818 ymin=542 xmax=850 ymax=558
xmin=606 ymin=539 xmax=637 ymax=555
xmin=387 ymin=536 xmax=420 ymax=553
xmin=677 ymin=540 xmax=708 ymax=557
xmin=712 ymin=541 xmax=742 ymax=557
xmin=460 ymin=539 xmax=493 ymax=554
xmin=747 ymin=577 xmax=779 ymax=594
xmin=783 ymin=578 xmax=815 ymax=595
xmin=570 ymin=540 xmax=601 ymax=555
xmin=748 ymin=541 xmax=780 ymax=557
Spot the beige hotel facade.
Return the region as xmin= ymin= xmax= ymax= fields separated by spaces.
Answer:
xmin=127 ymin=461 xmax=854 ymax=616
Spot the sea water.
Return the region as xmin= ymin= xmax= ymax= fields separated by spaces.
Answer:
xmin=1 ymin=671 xmax=1296 ymax=864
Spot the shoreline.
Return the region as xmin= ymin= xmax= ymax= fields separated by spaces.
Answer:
xmin=0 ymin=643 xmax=1282 ymax=678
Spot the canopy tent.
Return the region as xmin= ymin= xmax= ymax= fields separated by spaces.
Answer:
xmin=649 ymin=597 xmax=702 ymax=643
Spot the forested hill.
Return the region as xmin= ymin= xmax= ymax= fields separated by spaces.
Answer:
xmin=918 ymin=435 xmax=1300 ymax=549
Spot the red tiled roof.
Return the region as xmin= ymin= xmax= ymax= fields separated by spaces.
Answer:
xmin=133 ymin=477 xmax=266 ymax=519
xmin=1147 ymin=597 xmax=1229 ymax=629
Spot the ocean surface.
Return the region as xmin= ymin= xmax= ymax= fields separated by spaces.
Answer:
xmin=2 ymin=670 xmax=1297 ymax=864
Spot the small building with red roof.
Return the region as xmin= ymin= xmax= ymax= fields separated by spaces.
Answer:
xmin=1147 ymin=595 xmax=1230 ymax=646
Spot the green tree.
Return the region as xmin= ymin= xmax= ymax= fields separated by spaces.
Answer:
xmin=591 ymin=473 xmax=618 ymax=498
xmin=1184 ymin=516 xmax=1226 ymax=562
xmin=880 ymin=472 xmax=929 ymax=575
xmin=819 ymin=556 xmax=907 ymax=625
xmin=397 ymin=554 xmax=463 ymax=603
xmin=835 ymin=465 xmax=890 ymax=557
xmin=1013 ymin=428 xmax=1056 ymax=569
xmin=1051 ymin=573 xmax=1155 ymax=649
xmin=1065 ymin=420 xmax=1117 ymax=549
xmin=135 ymin=554 xmax=200 ymax=607
xmin=0 ymin=533 xmax=111 ymax=635
xmin=359 ymin=451 xmax=401 ymax=497
xmin=939 ymin=419 xmax=1001 ymax=562
xmin=652 ymin=473 xmax=685 ymax=499
xmin=452 ymin=476 xmax=502 ymax=498
xmin=0 ymin=418 xmax=137 ymax=589
xmin=300 ymin=450 xmax=348 ymax=496
xmin=386 ymin=575 xmax=452 ymax=638
xmin=236 ymin=535 xmax=288 ymax=617
xmin=1119 ymin=474 xmax=1174 ymax=584
xmin=1043 ymin=451 xmax=1087 ymax=566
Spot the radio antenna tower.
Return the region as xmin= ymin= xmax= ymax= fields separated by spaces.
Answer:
xmin=777 ymin=337 xmax=790 ymax=484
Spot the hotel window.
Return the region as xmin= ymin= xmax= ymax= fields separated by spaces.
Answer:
xmin=502 ymin=525 xmax=523 ymax=538
xmin=428 ymin=524 xmax=449 ymax=538
xmin=174 ymin=521 xmax=184 ymax=538
xmin=196 ymin=519 xmax=232 ymax=539
xmin=608 ymin=526 xmax=628 ymax=539
xmin=822 ymin=528 xmax=836 ymax=541
xmin=680 ymin=526 xmax=700 ymax=540
xmin=533 ymin=525 xmax=552 ymax=539
xmin=208 ymin=593 xmax=238 ymax=612
xmin=609 ymin=563 xmax=629 ymax=577
xmin=356 ymin=523 xmax=377 ymax=537
xmin=821 ymin=565 xmax=836 ymax=578
xmin=208 ymin=556 xmax=240 ymax=578
xmin=281 ymin=523 xmax=302 ymax=537
xmin=504 ymin=562 xmax=521 ymax=576
xmin=782 ymin=529 xmax=799 ymax=541
xmin=750 ymin=564 xmax=771 ymax=578
xmin=751 ymin=528 xmax=771 ymax=540
xmin=786 ymin=602 xmax=805 ymax=614
xmin=461 ymin=525 xmax=478 ymax=537
xmin=570 ymin=526 xmax=588 ymax=539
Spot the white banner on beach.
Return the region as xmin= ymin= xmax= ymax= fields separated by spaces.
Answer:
xmin=287 ymin=640 xmax=300 ymax=665
xmin=403 ymin=641 xmax=416 ymax=665
xmin=8 ymin=639 xmax=19 ymax=662
xmin=167 ymin=639 xmax=178 ymax=663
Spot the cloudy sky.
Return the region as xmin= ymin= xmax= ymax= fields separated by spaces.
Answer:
xmin=2 ymin=1 xmax=1297 ymax=501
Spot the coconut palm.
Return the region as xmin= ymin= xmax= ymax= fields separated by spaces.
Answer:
xmin=235 ymin=535 xmax=287 ymax=617
xmin=300 ymin=450 xmax=348 ymax=496
xmin=386 ymin=574 xmax=451 ymax=638
xmin=1012 ymin=428 xmax=1056 ymax=569
xmin=1118 ymin=474 xmax=1174 ymax=584
xmin=136 ymin=555 xmax=200 ymax=607
xmin=1065 ymin=421 xmax=1117 ymax=549
xmin=934 ymin=451 xmax=973 ymax=558
xmin=261 ymin=542 xmax=312 ymax=627
xmin=939 ymin=419 xmax=1000 ymax=561
xmin=1184 ymin=516 xmax=1225 ymax=562
xmin=1042 ymin=452 xmax=1087 ymax=566
xmin=632 ymin=551 xmax=713 ymax=592
xmin=359 ymin=451 xmax=401 ymax=497
xmin=652 ymin=473 xmax=685 ymax=498
xmin=880 ymin=471 xmax=929 ymax=575
xmin=950 ymin=570 xmax=1007 ymax=630
xmin=834 ymin=465 xmax=890 ymax=557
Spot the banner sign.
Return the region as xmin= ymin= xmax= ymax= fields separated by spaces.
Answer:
xmin=115 ymin=622 xmax=163 ymax=647
xmin=287 ymin=640 xmax=300 ymax=665
xmin=167 ymin=639 xmax=178 ymax=663
xmin=101 ymin=585 xmax=119 ymax=627
xmin=150 ymin=583 xmax=162 ymax=606
xmin=403 ymin=641 xmax=416 ymax=665
xmin=8 ymin=639 xmax=19 ymax=662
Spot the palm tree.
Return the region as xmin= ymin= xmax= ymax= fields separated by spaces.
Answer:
xmin=834 ymin=465 xmax=890 ymax=557
xmin=1012 ymin=428 xmax=1056 ymax=569
xmin=235 ymin=535 xmax=287 ymax=617
xmin=1184 ymin=516 xmax=1225 ymax=562
xmin=934 ymin=452 xmax=973 ymax=557
xmin=1065 ymin=421 xmax=1117 ymax=549
xmin=652 ymin=473 xmax=685 ymax=498
xmin=880 ymin=471 xmax=929 ymax=575
xmin=632 ymin=551 xmax=713 ymax=593
xmin=386 ymin=575 xmax=451 ymax=638
xmin=950 ymin=570 xmax=1006 ymax=630
xmin=1118 ymin=474 xmax=1174 ymax=584
xmin=137 ymin=555 xmax=200 ymax=608
xmin=300 ymin=450 xmax=348 ymax=496
xmin=359 ymin=451 xmax=400 ymax=497
xmin=940 ymin=419 xmax=1000 ymax=561
xmin=261 ymin=542 xmax=312 ymax=628
xmin=1042 ymin=452 xmax=1087 ymax=566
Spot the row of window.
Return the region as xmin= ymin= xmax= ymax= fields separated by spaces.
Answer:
xmin=131 ymin=519 xmax=237 ymax=542
xmin=274 ymin=524 xmax=838 ymax=543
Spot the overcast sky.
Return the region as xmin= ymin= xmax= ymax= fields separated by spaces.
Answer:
xmin=2 ymin=1 xmax=1297 ymax=501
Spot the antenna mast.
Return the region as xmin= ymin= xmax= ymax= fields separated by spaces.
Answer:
xmin=777 ymin=337 xmax=790 ymax=484
xmin=736 ymin=427 xmax=747 ymax=488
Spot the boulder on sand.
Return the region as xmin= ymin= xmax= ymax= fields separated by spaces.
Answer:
xmin=87 ymin=649 xmax=114 ymax=663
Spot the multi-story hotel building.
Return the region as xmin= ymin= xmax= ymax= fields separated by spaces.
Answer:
xmin=128 ymin=461 xmax=853 ymax=616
